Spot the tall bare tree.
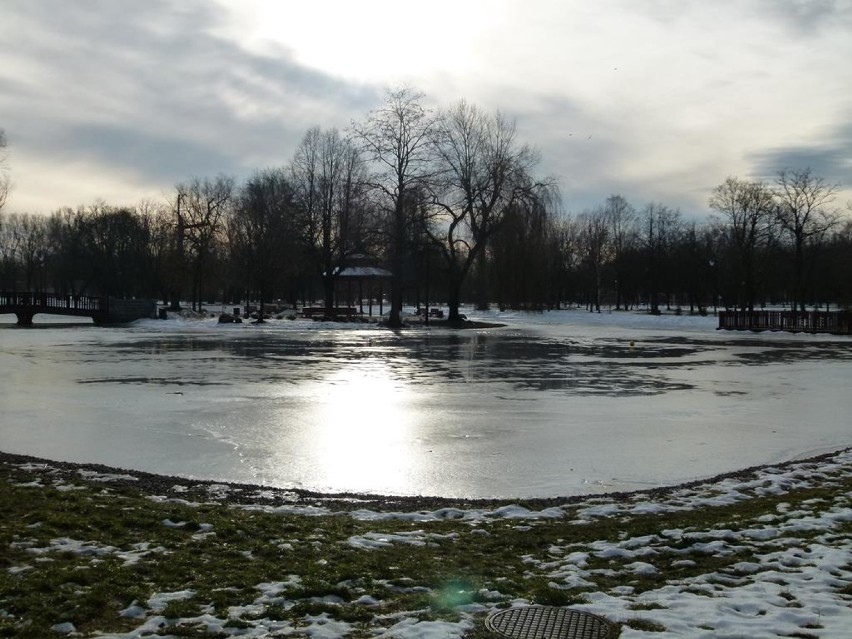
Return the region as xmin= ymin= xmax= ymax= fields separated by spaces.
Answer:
xmin=674 ymin=221 xmax=715 ymax=314
xmin=0 ymin=129 xmax=10 ymax=214
xmin=577 ymin=208 xmax=610 ymax=312
xmin=351 ymin=87 xmax=435 ymax=327
xmin=78 ymin=202 xmax=152 ymax=298
xmin=292 ymin=127 xmax=367 ymax=310
xmin=774 ymin=168 xmax=840 ymax=311
xmin=137 ymin=202 xmax=178 ymax=306
xmin=638 ymin=203 xmax=681 ymax=313
xmin=603 ymin=194 xmax=636 ymax=309
xmin=291 ymin=126 xmax=321 ymax=304
xmin=0 ymin=210 xmax=15 ymax=288
xmin=0 ymin=213 xmax=45 ymax=289
xmin=6 ymin=213 xmax=49 ymax=291
xmin=709 ymin=177 xmax=776 ymax=311
xmin=551 ymin=214 xmax=581 ymax=308
xmin=428 ymin=100 xmax=547 ymax=320
xmin=489 ymin=196 xmax=557 ymax=310
xmin=230 ymin=168 xmax=298 ymax=318
xmin=177 ymin=175 xmax=235 ymax=311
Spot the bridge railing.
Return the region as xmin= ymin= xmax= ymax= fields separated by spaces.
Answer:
xmin=0 ymin=291 xmax=106 ymax=312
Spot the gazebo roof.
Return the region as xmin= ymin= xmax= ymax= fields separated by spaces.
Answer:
xmin=333 ymin=265 xmax=392 ymax=278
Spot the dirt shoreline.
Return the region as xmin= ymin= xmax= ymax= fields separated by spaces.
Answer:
xmin=3 ymin=447 xmax=849 ymax=513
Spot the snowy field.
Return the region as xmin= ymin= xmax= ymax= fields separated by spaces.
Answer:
xmin=1 ymin=307 xmax=851 ymax=498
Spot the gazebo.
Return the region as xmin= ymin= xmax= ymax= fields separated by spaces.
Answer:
xmin=332 ymin=255 xmax=392 ymax=317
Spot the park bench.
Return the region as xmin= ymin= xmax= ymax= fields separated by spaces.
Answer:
xmin=301 ymin=307 xmax=358 ymax=318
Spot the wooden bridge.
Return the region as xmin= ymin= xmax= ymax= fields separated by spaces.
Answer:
xmin=718 ymin=309 xmax=852 ymax=335
xmin=0 ymin=291 xmax=156 ymax=326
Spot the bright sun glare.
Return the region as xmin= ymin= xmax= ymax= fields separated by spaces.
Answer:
xmin=311 ymin=359 xmax=418 ymax=493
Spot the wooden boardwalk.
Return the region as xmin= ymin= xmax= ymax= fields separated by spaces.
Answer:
xmin=718 ymin=310 xmax=852 ymax=334
xmin=0 ymin=291 xmax=155 ymax=326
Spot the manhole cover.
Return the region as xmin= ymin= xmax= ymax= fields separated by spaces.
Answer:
xmin=486 ymin=606 xmax=612 ymax=639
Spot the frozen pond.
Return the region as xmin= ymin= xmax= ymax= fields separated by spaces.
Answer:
xmin=1 ymin=308 xmax=850 ymax=498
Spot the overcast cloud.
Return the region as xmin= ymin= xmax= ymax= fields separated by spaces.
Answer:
xmin=1 ymin=0 xmax=850 ymax=217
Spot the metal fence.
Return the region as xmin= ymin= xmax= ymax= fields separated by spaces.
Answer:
xmin=718 ymin=310 xmax=852 ymax=334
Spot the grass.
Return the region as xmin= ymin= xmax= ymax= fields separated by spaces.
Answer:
xmin=624 ymin=618 xmax=667 ymax=632
xmin=1 ymin=456 xmax=850 ymax=638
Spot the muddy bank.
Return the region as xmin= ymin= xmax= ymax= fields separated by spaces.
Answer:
xmin=2 ymin=447 xmax=848 ymax=514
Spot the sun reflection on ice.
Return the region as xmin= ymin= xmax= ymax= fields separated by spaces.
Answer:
xmin=310 ymin=359 xmax=419 ymax=494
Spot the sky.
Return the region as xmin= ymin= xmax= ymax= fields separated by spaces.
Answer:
xmin=1 ymin=0 xmax=851 ymax=219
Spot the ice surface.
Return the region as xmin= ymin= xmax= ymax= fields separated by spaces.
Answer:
xmin=1 ymin=307 xmax=850 ymax=498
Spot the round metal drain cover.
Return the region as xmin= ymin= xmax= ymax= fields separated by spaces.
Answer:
xmin=486 ymin=605 xmax=612 ymax=639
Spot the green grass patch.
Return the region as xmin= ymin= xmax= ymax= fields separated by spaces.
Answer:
xmin=2 ymin=457 xmax=850 ymax=638
xmin=625 ymin=617 xmax=667 ymax=632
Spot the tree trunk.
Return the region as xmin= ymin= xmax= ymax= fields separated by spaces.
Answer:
xmin=388 ymin=201 xmax=405 ymax=328
xmin=447 ymin=278 xmax=463 ymax=322
xmin=389 ymin=280 xmax=403 ymax=327
xmin=322 ymin=273 xmax=335 ymax=313
xmin=795 ymin=236 xmax=806 ymax=312
xmin=474 ymin=249 xmax=489 ymax=311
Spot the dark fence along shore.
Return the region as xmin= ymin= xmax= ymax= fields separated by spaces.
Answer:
xmin=718 ymin=310 xmax=852 ymax=334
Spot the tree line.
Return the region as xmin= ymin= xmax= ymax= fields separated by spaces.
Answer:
xmin=1 ymin=92 xmax=850 ymax=324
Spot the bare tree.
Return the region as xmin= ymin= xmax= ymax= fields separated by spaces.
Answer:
xmin=0 ymin=211 xmax=14 ymax=287
xmin=576 ymin=208 xmax=610 ymax=312
xmin=824 ymin=216 xmax=852 ymax=306
xmin=428 ymin=100 xmax=547 ymax=320
xmin=602 ymin=194 xmax=636 ymax=309
xmin=177 ymin=175 xmax=235 ymax=311
xmin=0 ymin=128 xmax=9 ymax=213
xmin=674 ymin=221 xmax=715 ymax=314
xmin=162 ymin=187 xmax=191 ymax=310
xmin=292 ymin=127 xmax=367 ymax=311
xmin=230 ymin=168 xmax=298 ymax=318
xmin=2 ymin=213 xmax=49 ymax=291
xmin=489 ymin=196 xmax=557 ymax=310
xmin=138 ymin=202 xmax=178 ymax=306
xmin=0 ymin=213 xmax=23 ymax=288
xmin=77 ymin=202 xmax=153 ymax=298
xmin=709 ymin=177 xmax=776 ymax=311
xmin=551 ymin=214 xmax=581 ymax=307
xmin=774 ymin=168 xmax=840 ymax=311
xmin=638 ymin=203 xmax=682 ymax=313
xmin=291 ymin=126 xmax=322 ymax=304
xmin=351 ymin=87 xmax=436 ymax=327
